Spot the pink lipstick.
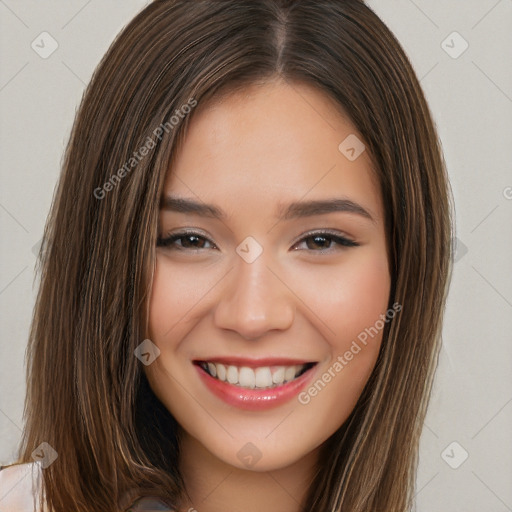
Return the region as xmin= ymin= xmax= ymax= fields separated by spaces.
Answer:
xmin=193 ymin=358 xmax=317 ymax=411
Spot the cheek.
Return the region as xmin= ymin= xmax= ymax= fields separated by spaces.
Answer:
xmin=295 ymin=251 xmax=390 ymax=425
xmin=148 ymin=261 xmax=180 ymax=341
xmin=292 ymin=248 xmax=391 ymax=349
xmin=147 ymin=257 xmax=215 ymax=341
xmin=334 ymin=256 xmax=390 ymax=342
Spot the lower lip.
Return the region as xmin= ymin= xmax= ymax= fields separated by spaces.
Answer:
xmin=195 ymin=363 xmax=317 ymax=411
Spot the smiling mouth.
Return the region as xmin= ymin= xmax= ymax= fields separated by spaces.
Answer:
xmin=195 ymin=361 xmax=316 ymax=390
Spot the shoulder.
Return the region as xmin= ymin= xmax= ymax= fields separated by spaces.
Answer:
xmin=0 ymin=462 xmax=44 ymax=512
xmin=126 ymin=496 xmax=177 ymax=511
xmin=0 ymin=463 xmax=175 ymax=512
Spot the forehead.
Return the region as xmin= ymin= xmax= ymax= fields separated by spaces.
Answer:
xmin=163 ymin=80 xmax=384 ymax=224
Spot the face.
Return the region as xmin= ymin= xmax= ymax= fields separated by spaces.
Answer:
xmin=145 ymin=79 xmax=391 ymax=472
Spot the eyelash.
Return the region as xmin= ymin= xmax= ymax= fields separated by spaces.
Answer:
xmin=156 ymin=229 xmax=359 ymax=253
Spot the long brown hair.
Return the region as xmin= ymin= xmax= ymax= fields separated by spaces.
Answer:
xmin=14 ymin=1 xmax=453 ymax=510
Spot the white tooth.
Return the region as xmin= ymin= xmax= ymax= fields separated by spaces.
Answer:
xmin=239 ymin=367 xmax=256 ymax=388
xmin=255 ymin=367 xmax=273 ymax=388
xmin=284 ymin=366 xmax=296 ymax=382
xmin=207 ymin=362 xmax=217 ymax=378
xmin=216 ymin=363 xmax=226 ymax=381
xmin=226 ymin=365 xmax=239 ymax=384
xmin=272 ymin=366 xmax=285 ymax=385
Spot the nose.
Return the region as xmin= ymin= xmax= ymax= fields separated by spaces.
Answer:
xmin=213 ymin=254 xmax=295 ymax=340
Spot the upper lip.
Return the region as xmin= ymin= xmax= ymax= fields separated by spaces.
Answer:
xmin=193 ymin=357 xmax=316 ymax=368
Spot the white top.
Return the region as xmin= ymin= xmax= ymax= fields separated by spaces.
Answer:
xmin=0 ymin=462 xmax=45 ymax=512
xmin=0 ymin=463 xmax=173 ymax=511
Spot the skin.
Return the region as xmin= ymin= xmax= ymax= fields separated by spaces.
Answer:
xmin=145 ymin=78 xmax=391 ymax=512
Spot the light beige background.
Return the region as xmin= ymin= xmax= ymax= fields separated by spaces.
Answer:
xmin=1 ymin=1 xmax=511 ymax=510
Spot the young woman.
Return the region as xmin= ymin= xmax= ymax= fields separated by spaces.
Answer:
xmin=0 ymin=1 xmax=453 ymax=511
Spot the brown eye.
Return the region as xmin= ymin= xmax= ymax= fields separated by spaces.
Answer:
xmin=157 ymin=231 xmax=216 ymax=251
xmin=292 ymin=231 xmax=359 ymax=252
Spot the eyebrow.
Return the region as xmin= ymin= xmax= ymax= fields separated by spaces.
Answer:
xmin=160 ymin=195 xmax=376 ymax=224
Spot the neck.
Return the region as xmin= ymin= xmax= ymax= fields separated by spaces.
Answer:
xmin=177 ymin=432 xmax=320 ymax=512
